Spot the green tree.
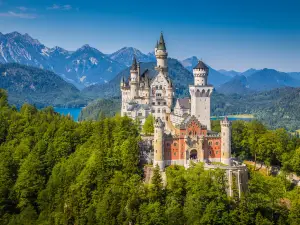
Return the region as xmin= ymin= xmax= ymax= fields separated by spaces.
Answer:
xmin=143 ymin=115 xmax=154 ymax=135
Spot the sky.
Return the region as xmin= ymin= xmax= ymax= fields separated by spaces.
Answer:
xmin=0 ymin=0 xmax=300 ymax=72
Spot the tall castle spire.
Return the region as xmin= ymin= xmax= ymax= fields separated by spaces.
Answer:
xmin=130 ymin=56 xmax=139 ymax=99
xmin=131 ymin=56 xmax=138 ymax=71
xmin=155 ymin=32 xmax=168 ymax=74
xmin=157 ymin=32 xmax=166 ymax=50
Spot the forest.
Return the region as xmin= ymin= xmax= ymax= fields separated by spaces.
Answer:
xmin=0 ymin=88 xmax=300 ymax=225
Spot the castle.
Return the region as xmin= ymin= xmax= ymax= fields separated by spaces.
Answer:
xmin=121 ymin=33 xmax=248 ymax=196
xmin=121 ymin=33 xmax=232 ymax=169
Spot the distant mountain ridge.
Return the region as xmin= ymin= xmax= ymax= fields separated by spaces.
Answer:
xmin=0 ymin=32 xmax=125 ymax=89
xmin=2 ymin=31 xmax=300 ymax=94
xmin=217 ymin=68 xmax=300 ymax=95
xmin=109 ymin=47 xmax=155 ymax=66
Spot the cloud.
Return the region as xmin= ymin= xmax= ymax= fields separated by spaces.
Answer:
xmin=47 ymin=4 xmax=72 ymax=11
xmin=17 ymin=6 xmax=28 ymax=11
xmin=0 ymin=11 xmax=36 ymax=19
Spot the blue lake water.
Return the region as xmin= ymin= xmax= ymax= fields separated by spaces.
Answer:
xmin=54 ymin=107 xmax=82 ymax=122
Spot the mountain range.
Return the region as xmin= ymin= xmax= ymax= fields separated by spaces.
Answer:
xmin=1 ymin=31 xmax=300 ymax=100
xmin=217 ymin=69 xmax=300 ymax=95
xmin=0 ymin=32 xmax=126 ymax=89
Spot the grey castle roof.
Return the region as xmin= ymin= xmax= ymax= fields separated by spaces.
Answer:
xmin=178 ymin=98 xmax=190 ymax=109
xmin=157 ymin=33 xmax=166 ymax=50
xmin=131 ymin=56 xmax=138 ymax=70
xmin=194 ymin=60 xmax=208 ymax=70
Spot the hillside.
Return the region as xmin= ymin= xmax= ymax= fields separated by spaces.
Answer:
xmin=78 ymin=98 xmax=121 ymax=121
xmin=0 ymin=63 xmax=86 ymax=107
xmin=217 ymin=69 xmax=300 ymax=94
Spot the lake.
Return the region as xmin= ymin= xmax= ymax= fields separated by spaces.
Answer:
xmin=54 ymin=107 xmax=82 ymax=122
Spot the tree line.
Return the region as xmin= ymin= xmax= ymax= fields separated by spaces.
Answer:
xmin=0 ymin=89 xmax=300 ymax=224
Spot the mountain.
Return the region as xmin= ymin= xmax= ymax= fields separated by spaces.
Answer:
xmin=0 ymin=63 xmax=86 ymax=107
xmin=0 ymin=32 xmax=52 ymax=68
xmin=218 ymin=69 xmax=241 ymax=77
xmin=240 ymin=68 xmax=258 ymax=77
xmin=0 ymin=32 xmax=126 ymax=89
xmin=63 ymin=44 xmax=125 ymax=87
xmin=180 ymin=56 xmax=231 ymax=87
xmin=180 ymin=56 xmax=199 ymax=71
xmin=108 ymin=47 xmax=155 ymax=66
xmin=217 ymin=75 xmax=253 ymax=95
xmin=217 ymin=68 xmax=300 ymax=95
xmin=82 ymin=58 xmax=193 ymax=98
xmin=288 ymin=72 xmax=300 ymax=81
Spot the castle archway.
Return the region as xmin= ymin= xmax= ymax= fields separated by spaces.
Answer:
xmin=190 ymin=149 xmax=198 ymax=160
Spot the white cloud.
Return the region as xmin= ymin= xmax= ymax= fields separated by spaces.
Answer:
xmin=0 ymin=11 xmax=36 ymax=19
xmin=17 ymin=6 xmax=28 ymax=11
xmin=47 ymin=4 xmax=73 ymax=11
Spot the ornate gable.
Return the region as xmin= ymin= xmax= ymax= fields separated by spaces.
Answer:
xmin=179 ymin=115 xmax=207 ymax=130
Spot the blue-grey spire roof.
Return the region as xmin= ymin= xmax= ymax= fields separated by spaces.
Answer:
xmin=157 ymin=32 xmax=166 ymax=50
xmin=193 ymin=60 xmax=208 ymax=70
xmin=131 ymin=56 xmax=138 ymax=70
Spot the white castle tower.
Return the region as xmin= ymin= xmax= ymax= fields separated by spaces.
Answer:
xmin=189 ymin=61 xmax=213 ymax=130
xmin=153 ymin=118 xmax=165 ymax=171
xmin=130 ymin=56 xmax=139 ymax=99
xmin=155 ymin=33 xmax=168 ymax=75
xmin=151 ymin=33 xmax=173 ymax=120
xmin=221 ymin=117 xmax=232 ymax=165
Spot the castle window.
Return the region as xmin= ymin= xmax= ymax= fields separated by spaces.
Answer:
xmin=174 ymin=152 xmax=176 ymax=156
xmin=164 ymin=102 xmax=166 ymax=105
xmin=152 ymin=109 xmax=155 ymax=113
xmin=158 ymin=109 xmax=161 ymax=113
xmin=156 ymin=85 xmax=158 ymax=89
xmin=209 ymin=151 xmax=212 ymax=155
xmin=174 ymin=142 xmax=177 ymax=146
xmin=216 ymin=142 xmax=219 ymax=146
xmin=208 ymin=141 xmax=212 ymax=146
xmin=152 ymin=102 xmax=155 ymax=105
xmin=138 ymin=113 xmax=142 ymax=116
xmin=158 ymin=102 xmax=161 ymax=105
xmin=216 ymin=151 xmax=219 ymax=154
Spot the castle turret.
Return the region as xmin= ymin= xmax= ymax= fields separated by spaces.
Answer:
xmin=221 ymin=117 xmax=231 ymax=165
xmin=189 ymin=60 xmax=213 ymax=130
xmin=155 ymin=33 xmax=168 ymax=75
xmin=153 ymin=118 xmax=165 ymax=171
xmin=120 ymin=76 xmax=126 ymax=88
xmin=130 ymin=56 xmax=139 ymax=99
